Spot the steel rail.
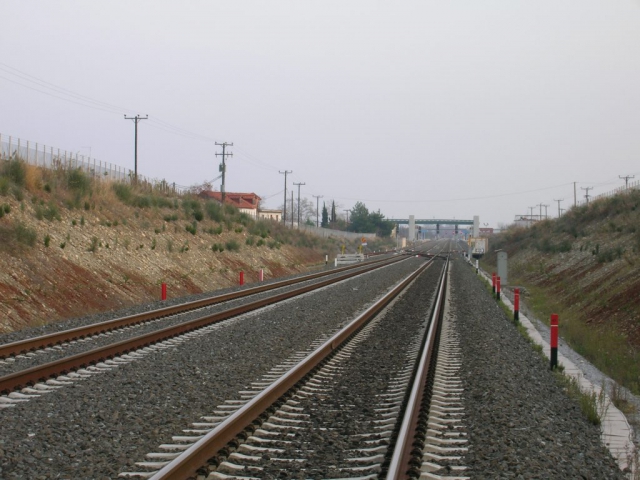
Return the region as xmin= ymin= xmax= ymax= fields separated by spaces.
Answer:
xmin=0 ymin=254 xmax=412 ymax=394
xmin=0 ymin=254 xmax=404 ymax=360
xmin=385 ymin=255 xmax=450 ymax=479
xmin=150 ymin=258 xmax=437 ymax=480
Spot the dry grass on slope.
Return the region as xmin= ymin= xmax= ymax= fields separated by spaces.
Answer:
xmin=483 ymin=189 xmax=640 ymax=395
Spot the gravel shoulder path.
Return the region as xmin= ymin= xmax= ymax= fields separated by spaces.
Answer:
xmin=451 ymin=256 xmax=624 ymax=478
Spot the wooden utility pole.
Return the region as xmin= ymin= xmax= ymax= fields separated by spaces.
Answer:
xmin=293 ymin=182 xmax=305 ymax=228
xmin=312 ymin=194 xmax=323 ymax=227
xmin=123 ymin=114 xmax=148 ymax=183
xmin=215 ymin=142 xmax=233 ymax=204
xmin=279 ymin=170 xmax=292 ymax=225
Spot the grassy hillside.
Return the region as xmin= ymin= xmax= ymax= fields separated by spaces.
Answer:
xmin=482 ymin=189 xmax=640 ymax=395
xmin=0 ymin=158 xmax=393 ymax=333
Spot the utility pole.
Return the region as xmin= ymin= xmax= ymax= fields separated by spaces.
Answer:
xmin=619 ymin=175 xmax=635 ymax=189
xmin=123 ymin=114 xmax=148 ymax=183
xmin=528 ymin=206 xmax=535 ymax=221
xmin=553 ymin=198 xmax=564 ymax=217
xmin=581 ymin=186 xmax=593 ymax=204
xmin=312 ymin=194 xmax=323 ymax=227
xmin=574 ymin=182 xmax=577 ymax=206
xmin=279 ymin=170 xmax=292 ymax=225
xmin=542 ymin=204 xmax=550 ymax=219
xmin=537 ymin=203 xmax=543 ymax=221
xmin=344 ymin=209 xmax=351 ymax=230
xmin=215 ymin=142 xmax=233 ymax=204
xmin=290 ymin=190 xmax=294 ymax=228
xmin=293 ymin=182 xmax=305 ymax=228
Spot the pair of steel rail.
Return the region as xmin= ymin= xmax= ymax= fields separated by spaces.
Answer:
xmin=147 ymin=254 xmax=450 ymax=480
xmin=0 ymin=254 xmax=409 ymax=394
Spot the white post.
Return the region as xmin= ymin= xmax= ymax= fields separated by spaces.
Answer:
xmin=334 ymin=258 xmax=337 ymax=267
xmin=259 ymin=269 xmax=264 ymax=282
xmin=325 ymin=254 xmax=328 ymax=265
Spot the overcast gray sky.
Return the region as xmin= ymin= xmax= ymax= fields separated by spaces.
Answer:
xmin=2 ymin=1 xmax=639 ymax=227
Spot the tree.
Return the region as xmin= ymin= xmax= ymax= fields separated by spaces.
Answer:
xmin=330 ymin=201 xmax=336 ymax=223
xmin=321 ymin=202 xmax=329 ymax=227
xmin=350 ymin=201 xmax=373 ymax=233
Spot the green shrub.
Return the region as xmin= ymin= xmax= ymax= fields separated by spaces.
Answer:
xmin=35 ymin=202 xmax=60 ymax=221
xmin=88 ymin=236 xmax=99 ymax=253
xmin=151 ymin=238 xmax=156 ymax=250
xmin=3 ymin=159 xmax=26 ymax=186
xmin=12 ymin=186 xmax=24 ymax=201
xmin=0 ymin=177 xmax=10 ymax=195
xmin=205 ymin=201 xmax=223 ymax=222
xmin=193 ymin=210 xmax=204 ymax=222
xmin=185 ymin=222 xmax=197 ymax=235
xmin=66 ymin=168 xmax=91 ymax=195
xmin=257 ymin=238 xmax=265 ymax=247
xmin=3 ymin=204 xmax=9 ymax=214
xmin=84 ymin=201 xmax=90 ymax=211
xmin=268 ymin=240 xmax=281 ymax=250
xmin=80 ymin=216 xmax=85 ymax=226
xmin=44 ymin=234 xmax=51 ymax=247
xmin=44 ymin=183 xmax=51 ymax=193
xmin=72 ymin=219 xmax=77 ymax=226
xmin=225 ymin=239 xmax=240 ymax=251
xmin=166 ymin=239 xmax=173 ymax=252
xmin=113 ymin=183 xmax=133 ymax=203
xmin=212 ymin=243 xmax=224 ymax=252
xmin=14 ymin=223 xmax=37 ymax=247
xmin=246 ymin=236 xmax=255 ymax=246
xmin=234 ymin=227 xmax=243 ymax=233
xmin=163 ymin=214 xmax=178 ymax=222
xmin=59 ymin=241 xmax=66 ymax=249
xmin=180 ymin=241 xmax=189 ymax=253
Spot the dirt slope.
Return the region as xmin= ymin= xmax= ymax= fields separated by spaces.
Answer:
xmin=0 ymin=189 xmax=325 ymax=333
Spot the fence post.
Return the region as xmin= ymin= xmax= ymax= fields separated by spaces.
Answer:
xmin=496 ymin=276 xmax=501 ymax=301
xmin=492 ymin=272 xmax=496 ymax=295
xmin=239 ymin=271 xmax=244 ymax=286
xmin=514 ymin=288 xmax=520 ymax=322
xmin=161 ymin=283 xmax=167 ymax=301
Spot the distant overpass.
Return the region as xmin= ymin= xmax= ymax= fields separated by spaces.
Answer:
xmin=388 ymin=216 xmax=479 ymax=240
xmin=387 ymin=218 xmax=474 ymax=225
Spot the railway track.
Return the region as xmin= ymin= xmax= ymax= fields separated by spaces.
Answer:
xmin=0 ymin=250 xmax=442 ymax=396
xmin=0 ymin=254 xmax=402 ymax=361
xmin=2 ymin=241 xmax=622 ymax=478
xmin=116 ymin=248 xmax=456 ymax=479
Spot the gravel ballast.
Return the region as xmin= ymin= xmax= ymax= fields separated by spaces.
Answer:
xmin=451 ymin=256 xmax=624 ymax=478
xmin=0 ymin=257 xmax=424 ymax=479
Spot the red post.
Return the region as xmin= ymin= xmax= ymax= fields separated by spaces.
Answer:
xmin=496 ymin=276 xmax=501 ymax=301
xmin=161 ymin=282 xmax=167 ymax=301
xmin=492 ymin=272 xmax=496 ymax=295
xmin=514 ymin=288 xmax=520 ymax=322
xmin=550 ymin=313 xmax=559 ymax=370
xmin=239 ymin=271 xmax=244 ymax=286
xmin=259 ymin=269 xmax=264 ymax=282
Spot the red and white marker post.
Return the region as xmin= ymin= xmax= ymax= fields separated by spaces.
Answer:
xmin=259 ymin=269 xmax=264 ymax=282
xmin=514 ymin=288 xmax=520 ymax=322
xmin=239 ymin=271 xmax=244 ymax=286
xmin=550 ymin=313 xmax=559 ymax=370
xmin=496 ymin=276 xmax=501 ymax=301
xmin=492 ymin=272 xmax=496 ymax=295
